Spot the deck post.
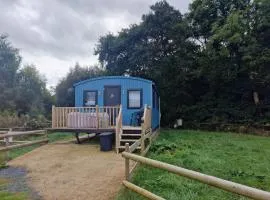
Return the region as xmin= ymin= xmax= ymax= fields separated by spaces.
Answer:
xmin=140 ymin=105 xmax=147 ymax=155
xmin=96 ymin=105 xmax=99 ymax=128
xmin=125 ymin=143 xmax=130 ymax=180
xmin=52 ymin=105 xmax=55 ymax=128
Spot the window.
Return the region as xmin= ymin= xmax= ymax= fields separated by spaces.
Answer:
xmin=128 ymin=90 xmax=142 ymax=109
xmin=84 ymin=90 xmax=97 ymax=106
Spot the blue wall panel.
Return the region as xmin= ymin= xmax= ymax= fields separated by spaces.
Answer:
xmin=74 ymin=76 xmax=158 ymax=126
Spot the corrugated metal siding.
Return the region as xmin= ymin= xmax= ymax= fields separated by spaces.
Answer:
xmin=75 ymin=77 xmax=155 ymax=126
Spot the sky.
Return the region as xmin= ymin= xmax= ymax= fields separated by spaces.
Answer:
xmin=0 ymin=0 xmax=191 ymax=87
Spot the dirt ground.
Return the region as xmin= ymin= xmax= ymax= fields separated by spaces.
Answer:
xmin=8 ymin=143 xmax=126 ymax=200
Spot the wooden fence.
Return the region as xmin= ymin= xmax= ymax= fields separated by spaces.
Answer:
xmin=0 ymin=129 xmax=48 ymax=163
xmin=122 ymin=151 xmax=270 ymax=200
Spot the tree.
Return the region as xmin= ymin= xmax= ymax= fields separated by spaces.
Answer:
xmin=95 ymin=0 xmax=270 ymax=126
xmin=15 ymin=65 xmax=48 ymax=115
xmin=55 ymin=63 xmax=105 ymax=106
xmin=95 ymin=1 xmax=199 ymax=125
xmin=0 ymin=34 xmax=21 ymax=111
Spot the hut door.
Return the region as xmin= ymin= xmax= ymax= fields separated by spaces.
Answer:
xmin=104 ymin=86 xmax=121 ymax=125
xmin=104 ymin=86 xmax=121 ymax=106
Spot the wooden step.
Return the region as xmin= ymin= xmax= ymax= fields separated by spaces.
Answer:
xmin=122 ymin=126 xmax=142 ymax=131
xmin=118 ymin=146 xmax=141 ymax=149
xmin=120 ymin=139 xmax=138 ymax=142
xmin=121 ymin=134 xmax=141 ymax=136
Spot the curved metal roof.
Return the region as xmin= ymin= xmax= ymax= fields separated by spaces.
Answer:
xmin=73 ymin=76 xmax=154 ymax=87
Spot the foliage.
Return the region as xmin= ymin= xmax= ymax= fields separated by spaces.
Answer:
xmin=0 ymin=112 xmax=28 ymax=128
xmin=0 ymin=35 xmax=54 ymax=125
xmin=95 ymin=0 xmax=270 ymax=126
xmin=0 ymin=34 xmax=21 ymax=111
xmin=55 ymin=63 xmax=105 ymax=106
xmin=116 ymin=129 xmax=270 ymax=200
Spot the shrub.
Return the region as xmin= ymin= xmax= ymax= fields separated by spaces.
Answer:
xmin=0 ymin=111 xmax=50 ymax=129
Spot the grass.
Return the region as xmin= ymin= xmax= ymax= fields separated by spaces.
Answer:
xmin=116 ymin=129 xmax=270 ymax=200
xmin=0 ymin=132 xmax=74 ymax=163
xmin=0 ymin=132 xmax=75 ymax=199
xmin=0 ymin=192 xmax=28 ymax=200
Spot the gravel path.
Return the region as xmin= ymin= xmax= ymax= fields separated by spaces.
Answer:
xmin=0 ymin=166 xmax=41 ymax=199
xmin=8 ymin=143 xmax=126 ymax=200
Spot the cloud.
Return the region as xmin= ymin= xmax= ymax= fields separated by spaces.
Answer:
xmin=0 ymin=0 xmax=191 ymax=86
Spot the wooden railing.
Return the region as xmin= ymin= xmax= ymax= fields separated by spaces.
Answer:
xmin=52 ymin=106 xmax=120 ymax=129
xmin=140 ymin=105 xmax=152 ymax=154
xmin=115 ymin=105 xmax=123 ymax=153
xmin=122 ymin=152 xmax=270 ymax=200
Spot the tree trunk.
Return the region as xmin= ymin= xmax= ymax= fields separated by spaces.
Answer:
xmin=253 ymin=91 xmax=259 ymax=105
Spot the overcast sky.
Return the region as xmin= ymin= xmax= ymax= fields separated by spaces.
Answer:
xmin=0 ymin=0 xmax=191 ymax=87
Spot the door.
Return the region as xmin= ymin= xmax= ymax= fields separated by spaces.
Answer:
xmin=104 ymin=86 xmax=121 ymax=106
xmin=104 ymin=86 xmax=121 ymax=125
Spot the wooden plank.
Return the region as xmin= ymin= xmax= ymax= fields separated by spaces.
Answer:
xmin=121 ymin=134 xmax=141 ymax=136
xmin=129 ymin=139 xmax=141 ymax=153
xmin=122 ymin=152 xmax=270 ymax=200
xmin=56 ymin=108 xmax=59 ymax=128
xmin=0 ymin=139 xmax=48 ymax=152
xmin=0 ymin=131 xmax=8 ymax=134
xmin=123 ymin=181 xmax=165 ymax=200
xmin=122 ymin=126 xmax=142 ymax=131
xmin=96 ymin=105 xmax=99 ymax=128
xmin=120 ymin=139 xmax=138 ymax=142
xmin=125 ymin=143 xmax=130 ymax=180
xmin=0 ymin=130 xmax=45 ymax=139
xmin=0 ymin=140 xmax=32 ymax=143
xmin=51 ymin=106 xmax=55 ymax=128
xmin=115 ymin=105 xmax=122 ymax=154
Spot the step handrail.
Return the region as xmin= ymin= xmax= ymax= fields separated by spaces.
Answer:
xmin=115 ymin=105 xmax=122 ymax=153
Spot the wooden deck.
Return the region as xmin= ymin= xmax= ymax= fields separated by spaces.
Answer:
xmin=50 ymin=105 xmax=153 ymax=153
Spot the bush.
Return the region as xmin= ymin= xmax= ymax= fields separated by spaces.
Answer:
xmin=0 ymin=111 xmax=50 ymax=129
xmin=25 ymin=115 xmax=50 ymax=129
xmin=0 ymin=111 xmax=28 ymax=128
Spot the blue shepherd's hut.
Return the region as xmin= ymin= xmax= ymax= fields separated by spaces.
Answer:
xmin=73 ymin=76 xmax=160 ymax=130
xmin=51 ymin=76 xmax=160 ymax=153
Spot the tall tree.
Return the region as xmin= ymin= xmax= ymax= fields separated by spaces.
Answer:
xmin=0 ymin=34 xmax=21 ymax=111
xmin=95 ymin=1 xmax=199 ymax=125
xmin=55 ymin=63 xmax=105 ymax=106
xmin=15 ymin=64 xmax=48 ymax=115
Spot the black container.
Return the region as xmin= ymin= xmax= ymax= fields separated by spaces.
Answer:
xmin=99 ymin=132 xmax=113 ymax=151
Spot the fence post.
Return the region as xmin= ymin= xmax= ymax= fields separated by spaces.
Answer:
xmin=4 ymin=128 xmax=12 ymax=164
xmin=125 ymin=143 xmax=130 ymax=180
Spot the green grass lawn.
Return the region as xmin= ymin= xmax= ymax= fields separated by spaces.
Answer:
xmin=116 ymin=129 xmax=270 ymax=200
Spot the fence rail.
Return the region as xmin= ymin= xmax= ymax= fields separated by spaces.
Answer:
xmin=0 ymin=139 xmax=48 ymax=152
xmin=122 ymin=152 xmax=270 ymax=200
xmin=0 ymin=130 xmax=46 ymax=139
xmin=0 ymin=129 xmax=49 ymax=164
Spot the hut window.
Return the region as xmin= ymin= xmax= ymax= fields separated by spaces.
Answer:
xmin=84 ymin=90 xmax=98 ymax=106
xmin=128 ymin=90 xmax=142 ymax=109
